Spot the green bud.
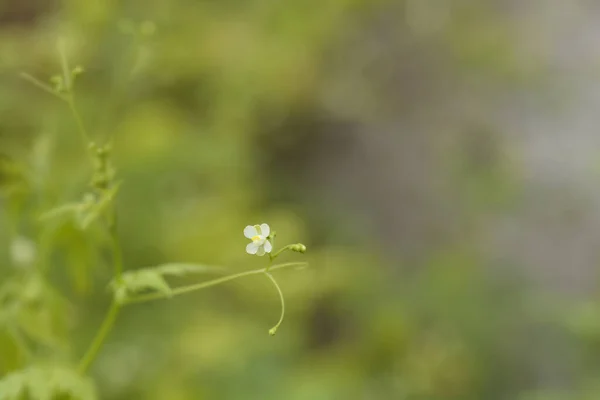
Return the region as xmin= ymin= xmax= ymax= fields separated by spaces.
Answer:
xmin=91 ymin=174 xmax=109 ymax=190
xmin=291 ymin=243 xmax=306 ymax=253
xmin=269 ymin=327 xmax=277 ymax=336
xmin=50 ymin=75 xmax=64 ymax=92
xmin=96 ymin=145 xmax=109 ymax=158
xmin=72 ymin=65 xmax=84 ymax=77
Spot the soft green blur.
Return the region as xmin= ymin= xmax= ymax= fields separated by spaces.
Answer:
xmin=0 ymin=1 xmax=598 ymax=399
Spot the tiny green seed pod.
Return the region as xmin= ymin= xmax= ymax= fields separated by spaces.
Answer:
xmin=291 ymin=244 xmax=306 ymax=253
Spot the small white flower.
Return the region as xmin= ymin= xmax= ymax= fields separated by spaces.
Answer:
xmin=244 ymin=223 xmax=272 ymax=256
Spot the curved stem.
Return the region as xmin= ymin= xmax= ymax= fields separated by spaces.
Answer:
xmin=78 ymin=301 xmax=120 ymax=374
xmin=125 ymin=262 xmax=307 ymax=305
xmin=264 ymin=272 xmax=285 ymax=336
xmin=58 ymin=39 xmax=71 ymax=91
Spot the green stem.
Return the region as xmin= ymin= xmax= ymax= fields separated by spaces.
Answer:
xmin=66 ymin=95 xmax=90 ymax=145
xmin=58 ymin=39 xmax=72 ymax=91
xmin=264 ymin=272 xmax=285 ymax=336
xmin=77 ymin=301 xmax=121 ymax=374
xmin=125 ymin=262 xmax=307 ymax=305
xmin=109 ymin=212 xmax=123 ymax=279
xmin=78 ymin=202 xmax=123 ymax=374
xmin=269 ymin=244 xmax=295 ymax=264
xmin=19 ymin=73 xmax=67 ymax=101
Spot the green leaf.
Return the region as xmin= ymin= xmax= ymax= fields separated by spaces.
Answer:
xmin=110 ymin=263 xmax=225 ymax=303
xmin=110 ymin=269 xmax=172 ymax=304
xmin=1 ymin=275 xmax=70 ymax=350
xmin=78 ymin=182 xmax=122 ymax=230
xmin=39 ymin=203 xmax=81 ymax=222
xmin=0 ymin=365 xmax=97 ymax=400
xmin=40 ymin=182 xmax=122 ymax=230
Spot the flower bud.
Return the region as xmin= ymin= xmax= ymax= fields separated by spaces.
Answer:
xmin=291 ymin=243 xmax=306 ymax=253
xmin=72 ymin=65 xmax=84 ymax=77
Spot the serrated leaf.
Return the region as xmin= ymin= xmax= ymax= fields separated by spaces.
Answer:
xmin=110 ymin=270 xmax=172 ymax=304
xmin=110 ymin=263 xmax=225 ymax=303
xmin=0 ymin=365 xmax=97 ymax=400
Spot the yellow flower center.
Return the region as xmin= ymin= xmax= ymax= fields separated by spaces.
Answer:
xmin=251 ymin=235 xmax=262 ymax=242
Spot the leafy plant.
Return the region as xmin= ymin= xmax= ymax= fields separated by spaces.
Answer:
xmin=0 ymin=37 xmax=308 ymax=399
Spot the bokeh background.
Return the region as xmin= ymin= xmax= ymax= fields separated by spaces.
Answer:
xmin=2 ymin=0 xmax=600 ymax=399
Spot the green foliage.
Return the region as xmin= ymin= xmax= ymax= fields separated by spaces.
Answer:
xmin=109 ymin=263 xmax=225 ymax=304
xmin=0 ymin=0 xmax=593 ymax=399
xmin=0 ymin=365 xmax=96 ymax=400
xmin=40 ymin=183 xmax=122 ymax=231
xmin=0 ymin=274 xmax=69 ymax=351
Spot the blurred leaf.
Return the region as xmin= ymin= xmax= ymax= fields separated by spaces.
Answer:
xmin=40 ymin=182 xmax=122 ymax=231
xmin=40 ymin=203 xmax=82 ymax=222
xmin=110 ymin=263 xmax=225 ymax=303
xmin=110 ymin=268 xmax=172 ymax=304
xmin=565 ymin=301 xmax=600 ymax=344
xmin=0 ymin=154 xmax=27 ymax=194
xmin=78 ymin=183 xmax=122 ymax=230
xmin=1 ymin=275 xmax=70 ymax=350
xmin=0 ymin=365 xmax=97 ymax=400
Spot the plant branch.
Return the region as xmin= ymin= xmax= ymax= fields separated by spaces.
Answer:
xmin=109 ymin=212 xmax=123 ymax=279
xmin=264 ymin=272 xmax=285 ymax=336
xmin=19 ymin=73 xmax=67 ymax=101
xmin=66 ymin=95 xmax=90 ymax=145
xmin=77 ymin=301 xmax=121 ymax=374
xmin=124 ymin=262 xmax=307 ymax=305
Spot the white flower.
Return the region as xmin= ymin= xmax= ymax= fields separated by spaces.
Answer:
xmin=244 ymin=223 xmax=272 ymax=256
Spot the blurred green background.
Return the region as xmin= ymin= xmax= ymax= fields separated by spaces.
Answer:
xmin=2 ymin=0 xmax=600 ymax=399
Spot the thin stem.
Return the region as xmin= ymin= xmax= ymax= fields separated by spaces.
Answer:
xmin=66 ymin=95 xmax=90 ymax=145
xmin=19 ymin=73 xmax=67 ymax=101
xmin=78 ymin=201 xmax=123 ymax=373
xmin=269 ymin=244 xmax=295 ymax=263
xmin=58 ymin=39 xmax=71 ymax=91
xmin=77 ymin=301 xmax=121 ymax=374
xmin=125 ymin=262 xmax=307 ymax=305
xmin=109 ymin=212 xmax=123 ymax=279
xmin=264 ymin=272 xmax=285 ymax=336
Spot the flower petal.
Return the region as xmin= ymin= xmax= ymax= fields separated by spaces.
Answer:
xmin=260 ymin=223 xmax=270 ymax=237
xmin=244 ymin=225 xmax=258 ymax=239
xmin=246 ymin=242 xmax=259 ymax=254
xmin=256 ymin=246 xmax=266 ymax=256
xmin=264 ymin=240 xmax=272 ymax=253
